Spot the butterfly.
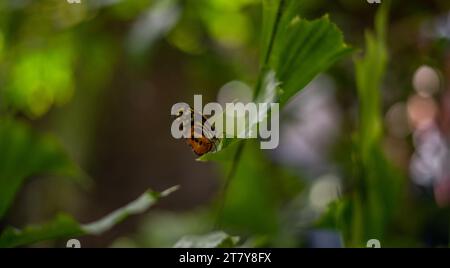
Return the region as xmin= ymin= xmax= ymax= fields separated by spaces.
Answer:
xmin=175 ymin=107 xmax=220 ymax=156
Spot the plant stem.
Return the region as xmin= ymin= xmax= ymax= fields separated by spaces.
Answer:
xmin=253 ymin=0 xmax=285 ymax=99
xmin=214 ymin=141 xmax=246 ymax=229
xmin=214 ymin=0 xmax=285 ymax=229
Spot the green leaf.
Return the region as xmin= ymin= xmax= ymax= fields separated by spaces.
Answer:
xmin=0 ymin=186 xmax=179 ymax=248
xmin=198 ymin=71 xmax=280 ymax=162
xmin=0 ymin=214 xmax=82 ymax=248
xmin=259 ymin=1 xmax=352 ymax=104
xmin=200 ymin=0 xmax=350 ymax=158
xmin=343 ymin=4 xmax=391 ymax=247
xmin=355 ymin=5 xmax=388 ymax=161
xmin=82 ymin=186 xmax=179 ymax=235
xmin=0 ymin=118 xmax=82 ymax=220
xmin=267 ymin=13 xmax=351 ymax=106
xmin=326 ymin=1 xmax=404 ymax=247
xmin=173 ymin=231 xmax=240 ymax=248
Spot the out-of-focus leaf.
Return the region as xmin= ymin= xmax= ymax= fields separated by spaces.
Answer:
xmin=350 ymin=2 xmax=397 ymax=246
xmin=82 ymin=186 xmax=179 ymax=235
xmin=127 ymin=0 xmax=181 ymax=55
xmin=3 ymin=35 xmax=76 ymax=118
xmin=0 ymin=214 xmax=82 ymax=248
xmin=0 ymin=118 xmax=82 ymax=220
xmin=355 ymin=7 xmax=388 ymax=161
xmin=217 ymin=141 xmax=280 ymax=235
xmin=0 ymin=186 xmax=179 ymax=248
xmin=173 ymin=231 xmax=239 ymax=248
xmin=322 ymin=2 xmax=404 ymax=247
xmin=112 ymin=210 xmax=211 ymax=247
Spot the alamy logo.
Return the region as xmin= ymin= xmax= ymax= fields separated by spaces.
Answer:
xmin=171 ymin=95 xmax=280 ymax=150
xmin=66 ymin=239 xmax=81 ymax=248
xmin=67 ymin=0 xmax=81 ymax=4
xmin=366 ymin=239 xmax=381 ymax=248
xmin=367 ymin=0 xmax=381 ymax=3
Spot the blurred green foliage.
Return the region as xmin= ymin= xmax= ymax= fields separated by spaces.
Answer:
xmin=174 ymin=231 xmax=240 ymax=248
xmin=5 ymin=35 xmax=76 ymax=117
xmin=0 ymin=118 xmax=81 ymax=219
xmin=350 ymin=2 xmax=404 ymax=246
xmin=0 ymin=186 xmax=178 ymax=248
xmin=318 ymin=2 xmax=405 ymax=247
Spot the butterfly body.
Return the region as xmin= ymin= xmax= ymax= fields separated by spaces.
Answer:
xmin=175 ymin=107 xmax=219 ymax=156
xmin=186 ymin=135 xmax=215 ymax=156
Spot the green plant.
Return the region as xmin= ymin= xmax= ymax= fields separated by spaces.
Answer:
xmin=318 ymin=1 xmax=405 ymax=247
xmin=1 ymin=0 xmax=352 ymax=248
xmin=189 ymin=0 xmax=351 ymax=244
xmin=0 ymin=117 xmax=178 ymax=248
